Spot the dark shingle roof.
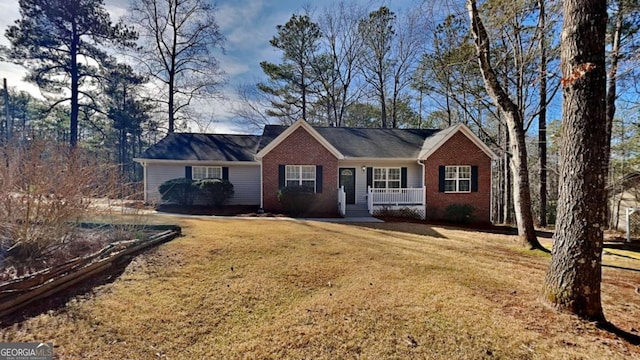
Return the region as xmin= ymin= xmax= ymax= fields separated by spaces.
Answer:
xmin=140 ymin=133 xmax=261 ymax=161
xmin=317 ymin=127 xmax=439 ymax=158
xmin=141 ymin=125 xmax=443 ymax=161
xmin=257 ymin=125 xmax=439 ymax=158
xmin=256 ymin=125 xmax=287 ymax=153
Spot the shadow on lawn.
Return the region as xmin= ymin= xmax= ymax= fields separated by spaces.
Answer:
xmin=604 ymin=241 xmax=640 ymax=252
xmin=350 ymin=222 xmax=448 ymax=239
xmin=597 ymin=321 xmax=640 ymax=346
xmin=0 ymin=253 xmax=137 ymax=328
xmin=361 ymin=218 xmax=556 ymax=240
xmin=380 ymin=217 xmax=556 ymax=237
xmin=602 ymin=263 xmax=640 ymax=273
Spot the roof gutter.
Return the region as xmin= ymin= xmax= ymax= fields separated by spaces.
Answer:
xmin=132 ymin=158 xmax=260 ymax=166
xmin=340 ymin=157 xmax=419 ymax=162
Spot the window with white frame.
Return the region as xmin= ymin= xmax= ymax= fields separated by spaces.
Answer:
xmin=445 ymin=165 xmax=471 ymax=192
xmin=286 ymin=165 xmax=316 ymax=190
xmin=192 ymin=166 xmax=222 ymax=180
xmin=373 ymin=167 xmax=401 ymax=189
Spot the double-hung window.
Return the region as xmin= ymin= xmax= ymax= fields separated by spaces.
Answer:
xmin=286 ymin=165 xmax=316 ymax=191
xmin=192 ymin=166 xmax=222 ymax=180
xmin=373 ymin=167 xmax=401 ymax=189
xmin=445 ymin=165 xmax=471 ymax=192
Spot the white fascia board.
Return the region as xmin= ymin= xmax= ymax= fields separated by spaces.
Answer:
xmin=339 ymin=157 xmax=418 ymax=163
xmin=132 ymin=158 xmax=260 ymax=166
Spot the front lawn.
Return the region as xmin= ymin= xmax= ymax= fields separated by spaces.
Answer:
xmin=2 ymin=219 xmax=639 ymax=359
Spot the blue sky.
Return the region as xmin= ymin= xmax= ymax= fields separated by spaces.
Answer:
xmin=0 ymin=0 xmax=419 ymax=134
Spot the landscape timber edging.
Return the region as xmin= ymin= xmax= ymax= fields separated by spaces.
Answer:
xmin=0 ymin=226 xmax=181 ymax=319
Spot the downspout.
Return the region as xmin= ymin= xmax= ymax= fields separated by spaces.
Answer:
xmin=259 ymin=159 xmax=264 ymax=211
xmin=417 ymin=159 xmax=425 ymax=188
xmin=417 ymin=159 xmax=426 ymax=219
xmin=142 ymin=161 xmax=148 ymax=204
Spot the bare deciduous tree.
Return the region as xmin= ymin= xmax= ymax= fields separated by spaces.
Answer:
xmin=128 ymin=0 xmax=225 ymax=133
xmin=357 ymin=6 xmax=395 ymax=128
xmin=467 ymin=0 xmax=543 ymax=249
xmin=316 ymin=1 xmax=366 ymax=127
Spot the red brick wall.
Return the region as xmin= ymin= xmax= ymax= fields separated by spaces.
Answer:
xmin=262 ymin=127 xmax=339 ymax=216
xmin=424 ymin=131 xmax=493 ymax=223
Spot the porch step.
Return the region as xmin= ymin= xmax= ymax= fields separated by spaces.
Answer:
xmin=345 ymin=204 xmax=372 ymax=218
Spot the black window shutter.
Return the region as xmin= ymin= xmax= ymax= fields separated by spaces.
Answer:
xmin=185 ymin=166 xmax=192 ymax=180
xmin=278 ymin=165 xmax=286 ymax=189
xmin=366 ymin=167 xmax=373 ymax=188
xmin=401 ymin=167 xmax=408 ymax=188
xmin=222 ymin=167 xmax=229 ymax=180
xmin=471 ymin=165 xmax=479 ymax=192
xmin=316 ymin=165 xmax=323 ymax=193
xmin=438 ymin=166 xmax=445 ymax=192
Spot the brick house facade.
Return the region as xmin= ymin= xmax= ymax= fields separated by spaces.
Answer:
xmin=262 ymin=127 xmax=339 ymax=215
xmin=423 ymin=131 xmax=493 ymax=223
xmin=137 ymin=119 xmax=497 ymax=223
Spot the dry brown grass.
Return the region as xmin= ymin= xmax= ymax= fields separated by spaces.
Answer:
xmin=2 ymin=219 xmax=639 ymax=359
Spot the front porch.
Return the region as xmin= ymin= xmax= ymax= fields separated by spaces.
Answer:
xmin=338 ymin=186 xmax=426 ymax=219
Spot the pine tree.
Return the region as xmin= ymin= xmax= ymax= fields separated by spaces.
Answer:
xmin=4 ymin=0 xmax=136 ymax=147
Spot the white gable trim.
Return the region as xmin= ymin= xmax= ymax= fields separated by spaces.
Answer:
xmin=255 ymin=119 xmax=344 ymax=160
xmin=419 ymin=123 xmax=498 ymax=160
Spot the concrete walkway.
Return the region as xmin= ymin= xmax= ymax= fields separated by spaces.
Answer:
xmin=92 ymin=199 xmax=384 ymax=223
xmin=305 ymin=216 xmax=384 ymax=223
xmin=150 ymin=212 xmax=384 ymax=223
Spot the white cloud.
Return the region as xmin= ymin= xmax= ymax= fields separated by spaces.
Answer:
xmin=0 ymin=1 xmax=19 ymax=47
xmin=0 ymin=63 xmax=42 ymax=97
xmin=219 ymin=56 xmax=250 ymax=77
xmin=0 ymin=0 xmax=300 ymax=133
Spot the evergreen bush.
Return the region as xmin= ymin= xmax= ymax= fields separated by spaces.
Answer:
xmin=277 ymin=185 xmax=316 ymax=215
xmin=197 ymin=178 xmax=234 ymax=207
xmin=444 ymin=203 xmax=475 ymax=224
xmin=158 ymin=178 xmax=198 ymax=206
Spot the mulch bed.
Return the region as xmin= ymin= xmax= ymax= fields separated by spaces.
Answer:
xmin=375 ymin=216 xmax=523 ymax=232
xmin=155 ymin=204 xmax=341 ymax=218
xmin=156 ymin=204 xmax=261 ymax=216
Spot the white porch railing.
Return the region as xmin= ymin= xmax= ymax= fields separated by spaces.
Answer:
xmin=368 ymin=186 xmax=425 ymax=207
xmin=338 ymin=186 xmax=346 ymax=217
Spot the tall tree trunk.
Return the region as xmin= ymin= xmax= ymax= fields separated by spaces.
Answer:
xmin=538 ymin=0 xmax=548 ymax=227
xmin=120 ymin=84 xmax=127 ymax=177
xmin=70 ymin=26 xmax=79 ymax=148
xmin=503 ymin=135 xmax=513 ymax=224
xmin=604 ymin=1 xmax=623 ymax=227
xmin=168 ymin=0 xmax=178 ymax=133
xmin=418 ymin=88 xmax=423 ymax=128
xmin=543 ymin=0 xmax=608 ymax=321
xmin=446 ymin=91 xmax=452 ymax=127
xmin=2 ymin=78 xmax=8 ymax=141
xmin=467 ymin=0 xmax=542 ymax=249
xmin=168 ymin=71 xmax=175 ymax=133
xmin=606 ymin=1 xmax=622 ymax=169
xmin=380 ymin=74 xmax=387 ymax=128
xmin=496 ymin=122 xmax=505 ymax=223
xmin=301 ymin=66 xmax=307 ymax=121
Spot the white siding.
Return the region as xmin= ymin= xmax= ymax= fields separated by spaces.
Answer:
xmin=228 ymin=166 xmax=261 ymax=205
xmin=146 ymin=164 xmax=185 ymax=203
xmin=144 ymin=163 xmax=260 ymax=205
xmin=337 ymin=161 xmax=423 ymax=205
xmin=610 ymin=187 xmax=640 ymax=231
